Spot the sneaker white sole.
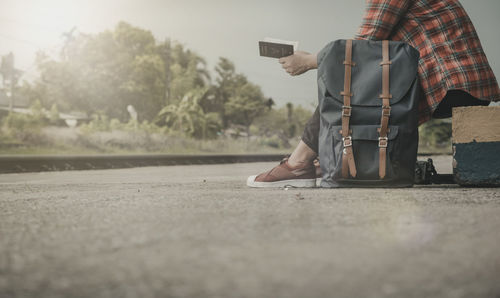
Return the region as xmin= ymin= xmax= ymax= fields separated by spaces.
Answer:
xmin=246 ymin=175 xmax=317 ymax=188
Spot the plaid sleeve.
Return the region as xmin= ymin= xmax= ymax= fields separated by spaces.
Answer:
xmin=355 ymin=0 xmax=411 ymax=40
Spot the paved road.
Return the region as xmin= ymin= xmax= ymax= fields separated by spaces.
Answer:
xmin=0 ymin=156 xmax=499 ymax=298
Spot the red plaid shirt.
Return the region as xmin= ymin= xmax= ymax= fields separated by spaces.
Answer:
xmin=355 ymin=0 xmax=500 ymax=123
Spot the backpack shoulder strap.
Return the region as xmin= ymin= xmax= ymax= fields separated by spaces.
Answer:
xmin=378 ymin=40 xmax=392 ymax=179
xmin=341 ymin=39 xmax=357 ymax=178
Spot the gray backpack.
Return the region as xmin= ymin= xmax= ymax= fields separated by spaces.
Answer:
xmin=318 ymin=39 xmax=420 ymax=187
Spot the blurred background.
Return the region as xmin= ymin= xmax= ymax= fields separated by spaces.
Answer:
xmin=0 ymin=0 xmax=498 ymax=155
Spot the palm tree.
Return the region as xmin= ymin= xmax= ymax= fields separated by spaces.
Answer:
xmin=158 ymin=87 xmax=221 ymax=139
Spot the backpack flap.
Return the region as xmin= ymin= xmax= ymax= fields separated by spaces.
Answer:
xmin=318 ymin=39 xmax=420 ymax=107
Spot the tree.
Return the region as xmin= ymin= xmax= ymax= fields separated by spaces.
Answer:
xmin=211 ymin=57 xmax=267 ymax=129
xmin=265 ymin=97 xmax=275 ymax=110
xmin=167 ymin=44 xmax=210 ymax=105
xmin=418 ymin=119 xmax=452 ymax=148
xmin=157 ymin=38 xmax=172 ymax=103
xmin=32 ymin=22 xmax=164 ymax=121
xmin=18 ymin=21 xmax=271 ymax=140
xmin=28 ymin=22 xmax=213 ymax=123
xmin=1 ymin=52 xmax=23 ymax=111
xmin=225 ymin=82 xmax=267 ymax=136
xmin=252 ymin=104 xmax=314 ymax=140
xmin=210 ymin=57 xmax=241 ymax=127
xmin=158 ymin=87 xmax=221 ymax=139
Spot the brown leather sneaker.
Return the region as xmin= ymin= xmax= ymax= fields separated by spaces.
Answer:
xmin=246 ymin=157 xmax=317 ymax=188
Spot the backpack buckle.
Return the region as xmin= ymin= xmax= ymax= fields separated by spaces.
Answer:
xmin=381 ymin=106 xmax=391 ymax=117
xmin=342 ymin=106 xmax=352 ymax=117
xmin=378 ymin=137 xmax=388 ymax=148
xmin=343 ymin=136 xmax=353 ymax=147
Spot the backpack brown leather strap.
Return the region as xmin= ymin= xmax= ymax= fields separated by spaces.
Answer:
xmin=378 ymin=40 xmax=392 ymax=179
xmin=341 ymin=39 xmax=357 ymax=178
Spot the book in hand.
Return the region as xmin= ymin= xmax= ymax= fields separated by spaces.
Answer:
xmin=259 ymin=38 xmax=298 ymax=58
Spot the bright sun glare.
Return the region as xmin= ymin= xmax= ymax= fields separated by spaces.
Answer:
xmin=1 ymin=0 xmax=87 ymax=48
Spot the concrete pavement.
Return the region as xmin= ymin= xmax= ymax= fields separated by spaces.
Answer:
xmin=0 ymin=155 xmax=499 ymax=298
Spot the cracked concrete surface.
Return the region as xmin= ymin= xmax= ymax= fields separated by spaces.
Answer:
xmin=0 ymin=155 xmax=499 ymax=298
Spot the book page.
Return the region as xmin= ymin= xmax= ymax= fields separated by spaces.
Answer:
xmin=263 ymin=37 xmax=299 ymax=51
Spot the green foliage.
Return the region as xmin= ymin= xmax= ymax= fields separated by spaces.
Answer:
xmin=49 ymin=104 xmax=60 ymax=124
xmin=419 ymin=119 xmax=452 ymax=149
xmin=113 ymin=22 xmax=156 ymax=56
xmin=168 ymin=44 xmax=210 ymax=105
xmin=0 ymin=99 xmax=53 ymax=146
xmin=158 ymin=88 xmax=222 ymax=139
xmin=259 ymin=136 xmax=285 ymax=149
xmin=2 ymin=113 xmax=40 ymax=131
xmin=213 ymin=57 xmax=236 ymax=119
xmin=1 ymin=112 xmax=44 ymax=143
xmin=13 ymin=21 xmax=288 ymax=145
xmin=252 ymin=103 xmax=313 ymax=139
xmin=30 ymin=99 xmax=45 ymax=122
xmin=80 ymin=114 xmax=165 ymax=135
xmin=225 ymin=82 xmax=267 ymax=134
xmin=28 ymin=21 xmax=210 ymax=123
xmin=81 ymin=114 xmax=112 ymax=132
xmin=205 ymin=57 xmax=269 ymax=130
xmin=252 ymin=109 xmax=287 ymax=136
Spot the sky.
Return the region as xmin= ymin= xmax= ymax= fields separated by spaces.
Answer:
xmin=0 ymin=0 xmax=499 ymax=109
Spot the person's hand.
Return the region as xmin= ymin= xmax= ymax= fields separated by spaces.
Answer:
xmin=279 ymin=51 xmax=318 ymax=76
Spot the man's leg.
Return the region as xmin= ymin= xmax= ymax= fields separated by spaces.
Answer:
xmin=433 ymin=90 xmax=490 ymax=118
xmin=288 ymin=107 xmax=319 ymax=167
xmin=246 ymin=107 xmax=320 ymax=187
